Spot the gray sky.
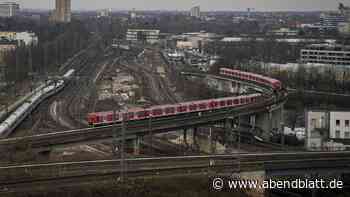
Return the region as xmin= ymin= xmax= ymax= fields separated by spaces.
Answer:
xmin=13 ymin=0 xmax=344 ymax=11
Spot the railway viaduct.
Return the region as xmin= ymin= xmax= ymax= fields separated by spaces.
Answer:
xmin=0 ymin=70 xmax=286 ymax=156
xmin=176 ymin=72 xmax=285 ymax=149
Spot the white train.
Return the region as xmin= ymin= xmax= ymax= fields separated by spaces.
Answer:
xmin=0 ymin=69 xmax=75 ymax=137
xmin=0 ymin=84 xmax=47 ymax=122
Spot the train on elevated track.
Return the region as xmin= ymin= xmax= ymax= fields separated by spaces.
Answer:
xmin=88 ymin=68 xmax=284 ymax=126
xmin=219 ymin=68 xmax=282 ymax=91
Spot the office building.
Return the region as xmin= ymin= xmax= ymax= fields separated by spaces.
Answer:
xmin=190 ymin=6 xmax=201 ymax=18
xmin=0 ymin=2 xmax=19 ymax=17
xmin=126 ymin=29 xmax=160 ymax=44
xmin=50 ymin=0 xmax=71 ymax=23
xmin=300 ymin=44 xmax=350 ymax=66
xmin=319 ymin=12 xmax=345 ymax=32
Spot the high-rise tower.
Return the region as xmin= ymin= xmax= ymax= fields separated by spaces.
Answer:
xmin=50 ymin=0 xmax=71 ymax=23
xmin=190 ymin=6 xmax=201 ymax=18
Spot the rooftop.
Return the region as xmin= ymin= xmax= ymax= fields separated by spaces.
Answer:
xmin=304 ymin=43 xmax=350 ymax=51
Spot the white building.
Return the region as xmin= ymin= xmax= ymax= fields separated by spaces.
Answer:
xmin=0 ymin=32 xmax=38 ymax=46
xmin=190 ymin=6 xmax=201 ymax=18
xmin=97 ymin=9 xmax=111 ymax=18
xmin=176 ymin=41 xmax=194 ymax=49
xmin=301 ymin=43 xmax=350 ymax=66
xmin=130 ymin=8 xmax=137 ymax=19
xmin=269 ymin=28 xmax=299 ymax=36
xmin=173 ymin=31 xmax=222 ymax=50
xmin=15 ymin=32 xmax=38 ymax=46
xmin=126 ymin=29 xmax=160 ymax=44
xmin=329 ymin=112 xmax=350 ymax=139
xmin=305 ymin=110 xmax=350 ymax=151
xmin=305 ymin=110 xmax=328 ymax=150
xmin=0 ymin=2 xmax=19 ymax=17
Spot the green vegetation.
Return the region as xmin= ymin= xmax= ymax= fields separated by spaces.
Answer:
xmin=2 ymin=19 xmax=91 ymax=84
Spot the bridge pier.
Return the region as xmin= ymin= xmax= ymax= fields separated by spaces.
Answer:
xmin=183 ymin=128 xmax=193 ymax=149
xmin=209 ymin=127 xmax=216 ymax=154
xmin=254 ymin=111 xmax=273 ymax=141
xmin=232 ymin=81 xmax=242 ymax=94
xmin=249 ymin=115 xmax=256 ymax=130
xmin=223 ymin=119 xmax=230 ymax=145
xmin=251 ymin=103 xmax=285 ymax=143
xmin=193 ymin=127 xmax=199 ymax=150
xmin=133 ymin=136 xmax=142 ymax=155
xmin=280 ymin=105 xmax=285 ymax=146
xmin=231 ymin=117 xmax=238 ymax=129
xmin=183 ymin=128 xmax=187 ymax=147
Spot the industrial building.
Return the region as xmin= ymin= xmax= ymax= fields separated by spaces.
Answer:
xmin=50 ymin=0 xmax=71 ymax=23
xmin=126 ymin=29 xmax=160 ymax=44
xmin=0 ymin=2 xmax=19 ymax=17
xmin=300 ymin=43 xmax=350 ymax=66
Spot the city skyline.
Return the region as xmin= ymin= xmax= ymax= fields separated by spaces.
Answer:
xmin=10 ymin=0 xmax=347 ymax=11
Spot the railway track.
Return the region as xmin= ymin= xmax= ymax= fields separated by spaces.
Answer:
xmin=1 ymin=151 xmax=350 ymax=194
xmin=50 ymin=46 xmax=144 ymax=130
xmin=0 ymin=94 xmax=286 ymax=150
xmin=121 ymin=47 xmax=179 ymax=105
xmin=11 ymin=38 xmax=115 ymax=136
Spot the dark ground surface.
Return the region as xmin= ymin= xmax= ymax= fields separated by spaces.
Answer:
xmin=3 ymin=174 xmax=350 ymax=197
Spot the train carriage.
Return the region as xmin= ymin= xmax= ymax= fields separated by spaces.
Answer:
xmin=164 ymin=106 xmax=176 ymax=115
xmin=87 ymin=93 xmax=264 ymax=126
xmin=219 ymin=68 xmax=282 ymax=91
xmin=88 ymin=68 xmax=283 ymax=126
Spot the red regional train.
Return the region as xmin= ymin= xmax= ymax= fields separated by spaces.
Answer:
xmin=88 ymin=94 xmax=262 ymax=126
xmin=219 ymin=68 xmax=282 ymax=91
xmin=88 ymin=68 xmax=283 ymax=126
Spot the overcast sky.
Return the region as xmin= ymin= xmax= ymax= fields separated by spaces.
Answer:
xmin=13 ymin=0 xmax=344 ymax=11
